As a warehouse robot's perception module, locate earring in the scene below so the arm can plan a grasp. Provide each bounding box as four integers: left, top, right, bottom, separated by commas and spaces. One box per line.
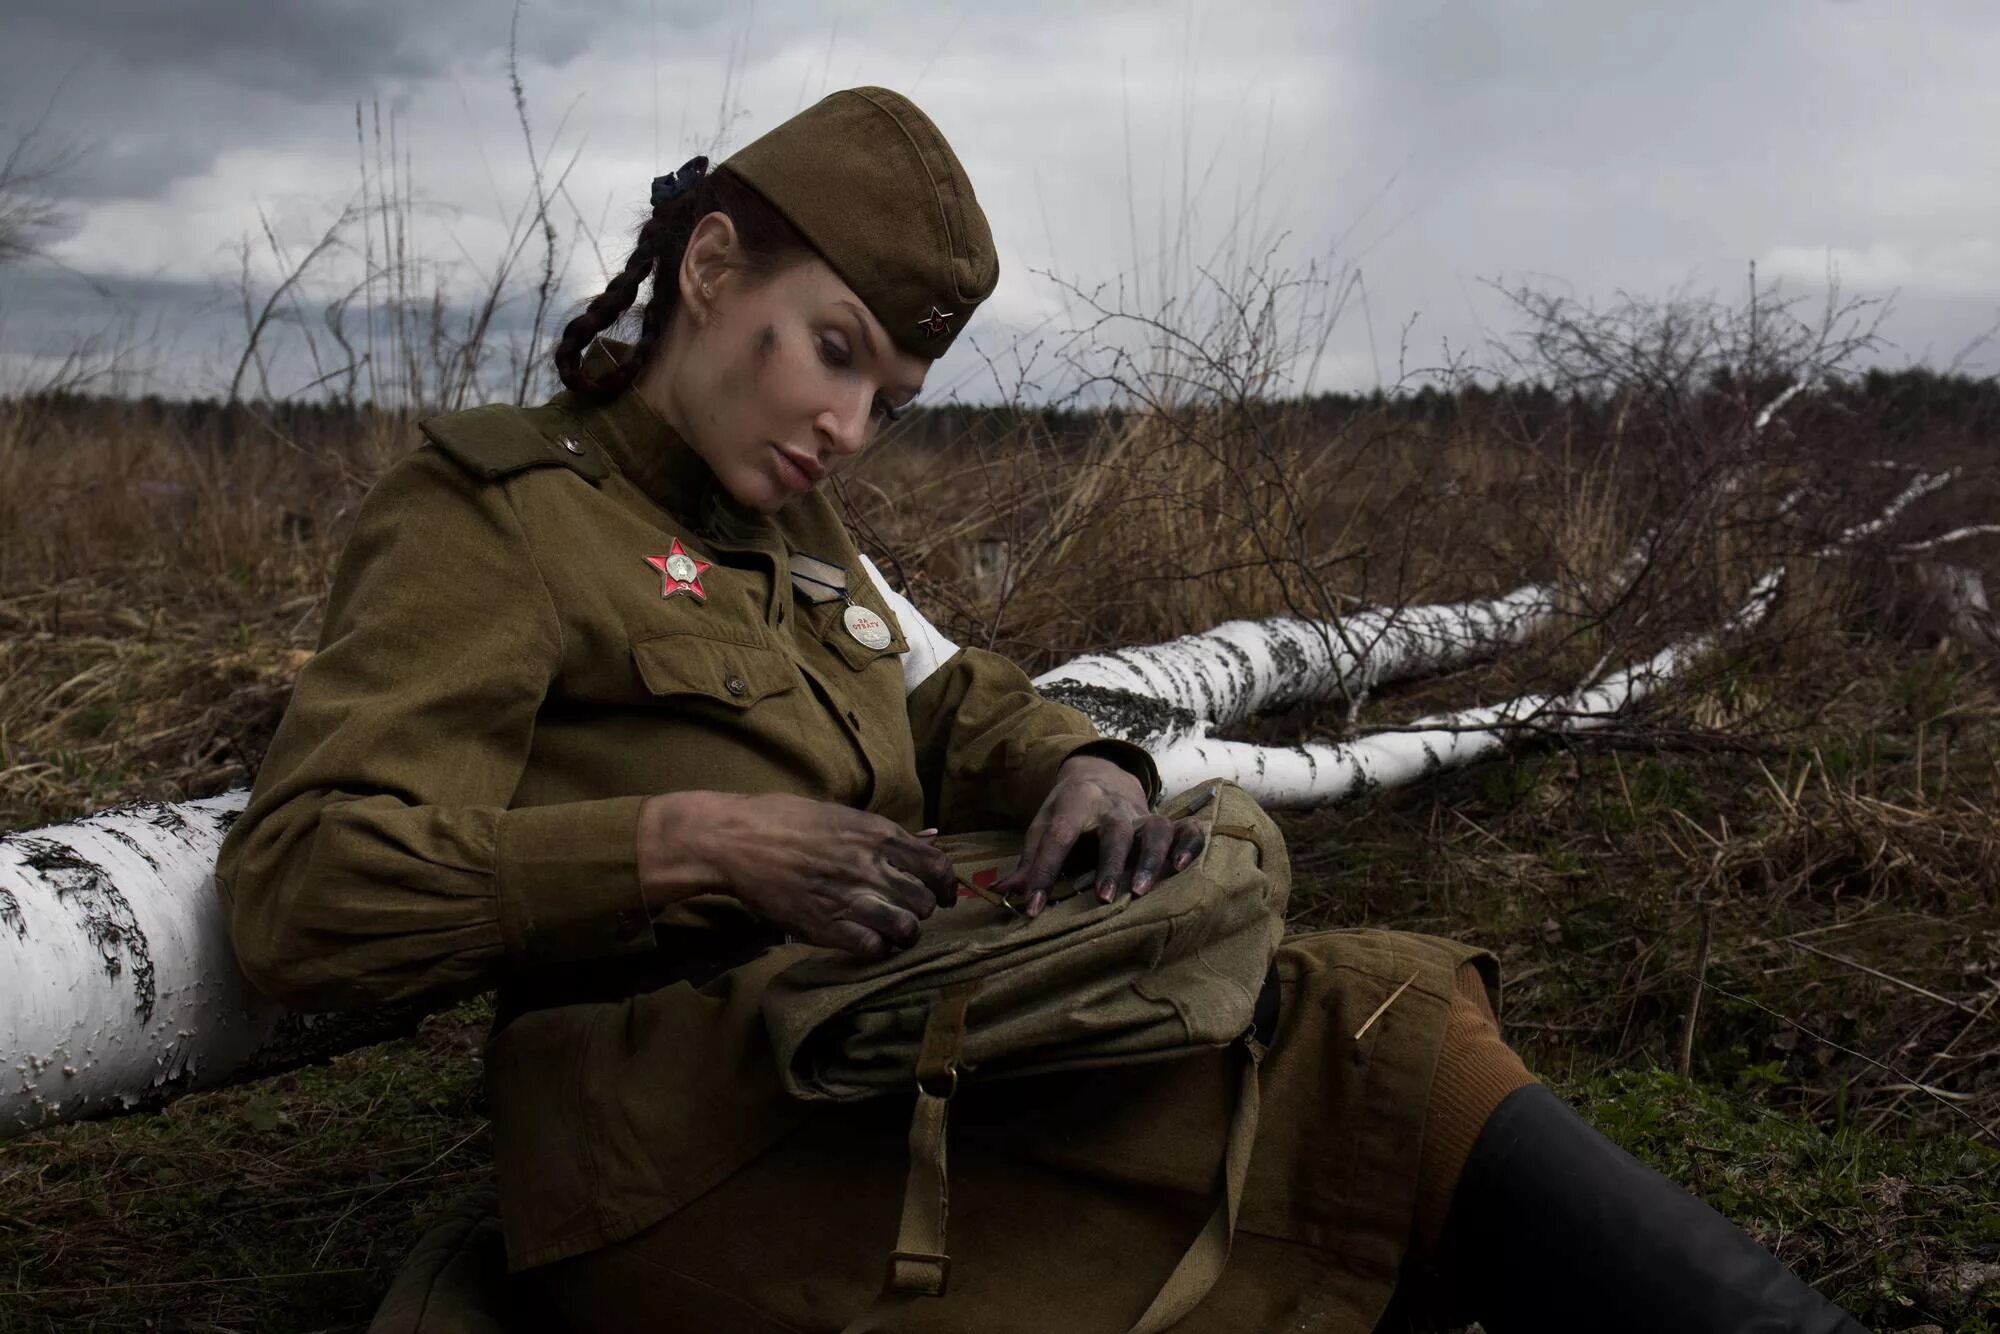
701, 281, 713, 299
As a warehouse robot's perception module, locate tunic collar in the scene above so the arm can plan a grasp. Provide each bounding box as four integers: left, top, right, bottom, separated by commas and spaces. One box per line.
558, 341, 777, 549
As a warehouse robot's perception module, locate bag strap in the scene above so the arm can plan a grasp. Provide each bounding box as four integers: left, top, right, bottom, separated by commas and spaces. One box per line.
842, 975, 1274, 1334
1126, 1035, 1264, 1333
839, 984, 976, 1333
887, 982, 975, 1297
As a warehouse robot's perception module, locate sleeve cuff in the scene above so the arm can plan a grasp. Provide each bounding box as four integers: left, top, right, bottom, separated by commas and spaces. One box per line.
1011, 735, 1163, 821
494, 795, 655, 964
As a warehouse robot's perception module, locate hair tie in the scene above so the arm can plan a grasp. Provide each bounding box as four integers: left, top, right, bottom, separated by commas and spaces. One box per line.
651, 155, 710, 208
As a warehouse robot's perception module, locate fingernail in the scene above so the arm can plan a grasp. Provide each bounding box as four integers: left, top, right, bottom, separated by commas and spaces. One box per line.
1097, 883, 1114, 904
1175, 851, 1191, 870
1132, 873, 1152, 895
916, 828, 939, 837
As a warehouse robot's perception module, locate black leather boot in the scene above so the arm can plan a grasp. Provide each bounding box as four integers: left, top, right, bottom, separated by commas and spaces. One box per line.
1447, 1084, 1871, 1334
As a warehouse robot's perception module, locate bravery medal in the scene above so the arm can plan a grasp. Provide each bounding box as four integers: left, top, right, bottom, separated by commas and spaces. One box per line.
644, 538, 711, 602
842, 603, 893, 650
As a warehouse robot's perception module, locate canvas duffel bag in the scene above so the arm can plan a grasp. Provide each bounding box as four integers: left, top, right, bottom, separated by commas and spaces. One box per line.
760, 779, 1290, 1333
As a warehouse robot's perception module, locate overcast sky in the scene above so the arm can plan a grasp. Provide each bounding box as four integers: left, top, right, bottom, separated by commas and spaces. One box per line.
3, 0, 1997, 403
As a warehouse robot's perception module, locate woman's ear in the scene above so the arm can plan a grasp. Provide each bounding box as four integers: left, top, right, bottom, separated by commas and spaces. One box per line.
678, 211, 739, 322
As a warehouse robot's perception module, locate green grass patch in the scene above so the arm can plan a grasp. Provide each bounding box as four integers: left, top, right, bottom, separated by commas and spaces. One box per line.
1562, 1069, 2000, 1329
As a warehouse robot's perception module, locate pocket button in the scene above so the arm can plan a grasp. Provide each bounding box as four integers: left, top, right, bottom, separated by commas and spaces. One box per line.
725, 675, 748, 697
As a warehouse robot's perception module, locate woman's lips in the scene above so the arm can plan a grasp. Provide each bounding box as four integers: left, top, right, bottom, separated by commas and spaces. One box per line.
771, 445, 818, 492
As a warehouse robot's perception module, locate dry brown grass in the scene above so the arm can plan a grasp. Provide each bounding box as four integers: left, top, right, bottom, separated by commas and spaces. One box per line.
2, 374, 1998, 1329
0, 400, 398, 828
844, 400, 1577, 686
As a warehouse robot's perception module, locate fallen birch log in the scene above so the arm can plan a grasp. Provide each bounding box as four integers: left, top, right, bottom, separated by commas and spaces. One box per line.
1143, 570, 1782, 804
1031, 583, 1558, 749
0, 794, 428, 1133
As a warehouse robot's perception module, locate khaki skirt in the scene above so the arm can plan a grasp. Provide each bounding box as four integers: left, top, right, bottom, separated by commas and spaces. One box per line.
528, 928, 1496, 1334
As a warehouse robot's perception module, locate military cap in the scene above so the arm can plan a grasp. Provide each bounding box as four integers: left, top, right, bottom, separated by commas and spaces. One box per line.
723, 87, 998, 359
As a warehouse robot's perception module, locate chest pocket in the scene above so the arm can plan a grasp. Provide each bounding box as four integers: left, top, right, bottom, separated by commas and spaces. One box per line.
631, 629, 799, 708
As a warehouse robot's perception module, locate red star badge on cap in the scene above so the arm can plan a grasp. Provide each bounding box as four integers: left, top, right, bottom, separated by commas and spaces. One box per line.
917, 305, 954, 337
644, 538, 711, 601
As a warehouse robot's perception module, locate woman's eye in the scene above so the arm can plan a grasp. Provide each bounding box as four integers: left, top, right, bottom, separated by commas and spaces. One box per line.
819, 329, 907, 425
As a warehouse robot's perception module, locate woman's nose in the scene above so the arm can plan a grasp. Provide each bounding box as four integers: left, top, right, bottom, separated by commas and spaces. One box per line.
815, 391, 872, 458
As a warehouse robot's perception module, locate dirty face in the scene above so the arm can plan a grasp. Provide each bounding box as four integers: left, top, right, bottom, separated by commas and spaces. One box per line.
646, 215, 930, 515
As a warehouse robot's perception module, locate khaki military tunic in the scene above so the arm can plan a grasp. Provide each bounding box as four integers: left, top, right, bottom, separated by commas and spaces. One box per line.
216, 378, 1160, 1263
220, 371, 1491, 1332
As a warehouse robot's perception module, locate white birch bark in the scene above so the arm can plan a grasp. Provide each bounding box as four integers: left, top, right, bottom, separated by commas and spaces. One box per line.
1146, 571, 1782, 804
1, 792, 422, 1136
1897, 525, 2000, 555
2, 794, 256, 1132
1032, 584, 1558, 749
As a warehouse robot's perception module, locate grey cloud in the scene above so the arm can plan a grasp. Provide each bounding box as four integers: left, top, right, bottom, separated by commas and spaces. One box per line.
4, 0, 1998, 393
0, 254, 566, 399
63, 135, 224, 204
0, 0, 760, 206
11, 1, 582, 100
2, 0, 842, 103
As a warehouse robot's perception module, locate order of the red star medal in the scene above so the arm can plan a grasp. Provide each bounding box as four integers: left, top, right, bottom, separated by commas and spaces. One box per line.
644, 538, 711, 601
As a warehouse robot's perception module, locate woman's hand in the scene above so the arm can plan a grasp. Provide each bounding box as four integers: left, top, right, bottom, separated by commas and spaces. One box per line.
990, 754, 1206, 917
638, 791, 957, 958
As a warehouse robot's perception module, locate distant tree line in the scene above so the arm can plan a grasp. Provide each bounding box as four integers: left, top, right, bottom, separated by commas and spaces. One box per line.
3, 365, 1997, 457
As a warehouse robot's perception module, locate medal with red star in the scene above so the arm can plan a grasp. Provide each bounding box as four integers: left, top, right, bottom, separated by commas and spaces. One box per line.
644, 538, 711, 602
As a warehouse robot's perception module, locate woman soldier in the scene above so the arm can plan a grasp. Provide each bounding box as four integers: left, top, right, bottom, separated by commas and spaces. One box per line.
217, 88, 1867, 1333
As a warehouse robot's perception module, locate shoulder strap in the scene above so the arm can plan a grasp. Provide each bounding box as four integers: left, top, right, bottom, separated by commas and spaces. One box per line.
417, 403, 611, 483
1126, 1037, 1262, 1332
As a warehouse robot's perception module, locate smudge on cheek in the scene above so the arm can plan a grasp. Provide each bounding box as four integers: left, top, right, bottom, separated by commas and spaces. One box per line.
751, 324, 777, 385
709, 326, 772, 424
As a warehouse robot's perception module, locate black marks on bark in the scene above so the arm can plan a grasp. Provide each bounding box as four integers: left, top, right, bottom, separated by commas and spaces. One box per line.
10, 836, 156, 1024
234, 1002, 432, 1082
1038, 681, 1197, 748
143, 804, 193, 841
1215, 637, 1256, 712
1346, 753, 1377, 800
92, 796, 237, 854
0, 885, 22, 939
95, 824, 158, 872
1266, 626, 1311, 684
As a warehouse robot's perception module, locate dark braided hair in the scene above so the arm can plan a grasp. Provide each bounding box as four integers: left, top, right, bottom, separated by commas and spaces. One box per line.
553, 160, 814, 397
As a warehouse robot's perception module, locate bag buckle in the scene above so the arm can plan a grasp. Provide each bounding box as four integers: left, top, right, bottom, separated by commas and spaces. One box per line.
915, 1063, 959, 1099
884, 1249, 952, 1297
914, 985, 974, 1099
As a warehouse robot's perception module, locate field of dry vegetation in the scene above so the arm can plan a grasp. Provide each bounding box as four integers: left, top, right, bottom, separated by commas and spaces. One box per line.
2, 284, 1999, 1331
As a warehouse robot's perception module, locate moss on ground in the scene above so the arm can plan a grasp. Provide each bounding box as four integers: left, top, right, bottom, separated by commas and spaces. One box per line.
1561, 1070, 1999, 1328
